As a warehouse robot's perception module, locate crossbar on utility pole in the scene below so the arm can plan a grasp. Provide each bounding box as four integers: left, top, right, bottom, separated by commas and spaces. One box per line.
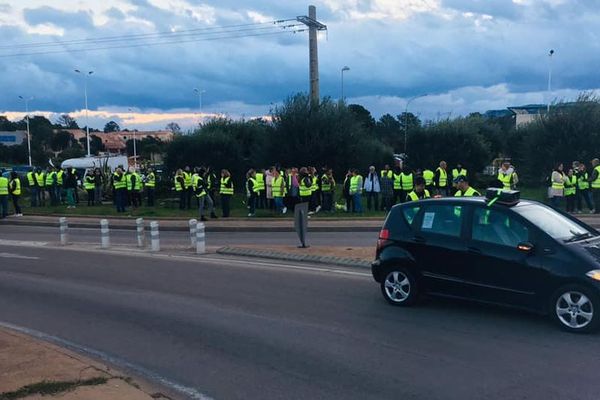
297, 5, 327, 106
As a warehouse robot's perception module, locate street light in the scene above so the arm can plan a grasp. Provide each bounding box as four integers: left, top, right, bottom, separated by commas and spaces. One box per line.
18, 95, 33, 167
128, 108, 137, 169
74, 69, 94, 157
341, 66, 350, 101
193, 88, 206, 124
547, 49, 554, 113
404, 93, 428, 154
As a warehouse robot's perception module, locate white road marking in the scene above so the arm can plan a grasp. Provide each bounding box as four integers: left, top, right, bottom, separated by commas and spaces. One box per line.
0, 239, 49, 247
0, 321, 215, 400
0, 252, 40, 260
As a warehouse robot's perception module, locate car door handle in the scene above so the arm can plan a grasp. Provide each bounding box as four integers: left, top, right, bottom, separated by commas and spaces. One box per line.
412, 236, 426, 243
467, 246, 482, 255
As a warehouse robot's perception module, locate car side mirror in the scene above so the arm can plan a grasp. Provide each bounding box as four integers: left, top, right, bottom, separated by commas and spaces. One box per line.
517, 242, 534, 253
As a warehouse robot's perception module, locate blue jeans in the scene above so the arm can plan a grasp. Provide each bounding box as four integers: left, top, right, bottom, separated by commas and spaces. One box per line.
30, 187, 38, 207
352, 193, 363, 213
0, 195, 8, 218
550, 196, 562, 209
274, 197, 284, 213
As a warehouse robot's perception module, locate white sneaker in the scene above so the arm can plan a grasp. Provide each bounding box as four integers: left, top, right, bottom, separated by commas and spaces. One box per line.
248, 213, 252, 217
316, 205, 321, 213
282, 207, 287, 214
308, 211, 315, 216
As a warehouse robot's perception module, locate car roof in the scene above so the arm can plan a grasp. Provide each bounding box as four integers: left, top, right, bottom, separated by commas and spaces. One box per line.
396, 196, 539, 209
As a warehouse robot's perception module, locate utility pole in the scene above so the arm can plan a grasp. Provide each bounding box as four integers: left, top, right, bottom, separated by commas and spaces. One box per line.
297, 6, 327, 106
547, 49, 554, 113
18, 96, 33, 167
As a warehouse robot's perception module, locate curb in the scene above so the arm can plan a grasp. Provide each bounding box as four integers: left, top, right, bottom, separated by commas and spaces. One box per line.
216, 246, 371, 269
0, 219, 381, 233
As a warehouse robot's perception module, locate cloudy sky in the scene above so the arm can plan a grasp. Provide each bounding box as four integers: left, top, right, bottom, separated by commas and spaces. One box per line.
0, 0, 598, 130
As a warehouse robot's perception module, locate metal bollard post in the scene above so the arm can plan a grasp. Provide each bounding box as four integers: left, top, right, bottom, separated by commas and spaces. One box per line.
196, 222, 205, 255
100, 219, 110, 249
136, 218, 145, 248
59, 217, 68, 245
150, 221, 160, 252
189, 219, 197, 247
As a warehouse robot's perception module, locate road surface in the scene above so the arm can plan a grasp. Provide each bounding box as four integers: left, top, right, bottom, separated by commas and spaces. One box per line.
0, 241, 598, 399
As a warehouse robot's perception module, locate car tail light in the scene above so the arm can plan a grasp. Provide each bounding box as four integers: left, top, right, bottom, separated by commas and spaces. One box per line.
377, 228, 391, 252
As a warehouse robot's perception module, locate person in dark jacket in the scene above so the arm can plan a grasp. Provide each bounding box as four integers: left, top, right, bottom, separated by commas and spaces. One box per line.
343, 169, 352, 213
64, 168, 78, 209
246, 169, 257, 217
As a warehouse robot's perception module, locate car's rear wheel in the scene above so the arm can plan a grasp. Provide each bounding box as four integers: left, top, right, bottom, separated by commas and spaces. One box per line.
381, 268, 418, 306
551, 285, 600, 333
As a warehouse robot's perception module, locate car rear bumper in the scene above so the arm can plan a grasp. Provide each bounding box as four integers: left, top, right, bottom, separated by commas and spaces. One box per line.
371, 259, 382, 282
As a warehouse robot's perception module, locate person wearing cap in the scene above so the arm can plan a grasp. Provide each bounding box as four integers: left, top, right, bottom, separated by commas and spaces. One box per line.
497, 161, 518, 190
454, 175, 480, 197
406, 176, 430, 201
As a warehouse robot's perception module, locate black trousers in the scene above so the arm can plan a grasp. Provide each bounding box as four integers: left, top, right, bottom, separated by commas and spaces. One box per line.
87, 189, 94, 206
221, 194, 231, 217
566, 194, 576, 212
366, 191, 379, 210
147, 188, 155, 206
179, 191, 186, 209
12, 194, 21, 214
393, 189, 402, 204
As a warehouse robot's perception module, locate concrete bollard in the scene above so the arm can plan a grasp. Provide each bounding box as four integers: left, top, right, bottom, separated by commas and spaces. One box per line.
59, 217, 68, 245
196, 222, 205, 255
150, 221, 160, 252
189, 219, 197, 247
136, 218, 145, 248
100, 219, 110, 249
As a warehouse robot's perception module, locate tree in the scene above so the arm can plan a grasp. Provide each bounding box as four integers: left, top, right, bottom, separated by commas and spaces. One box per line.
56, 114, 79, 129
103, 120, 120, 133
78, 135, 104, 155
375, 114, 402, 149
165, 122, 181, 134
51, 130, 75, 151
348, 104, 375, 131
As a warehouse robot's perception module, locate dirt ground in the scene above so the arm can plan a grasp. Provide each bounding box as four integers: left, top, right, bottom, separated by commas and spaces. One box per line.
0, 328, 174, 399
234, 244, 375, 261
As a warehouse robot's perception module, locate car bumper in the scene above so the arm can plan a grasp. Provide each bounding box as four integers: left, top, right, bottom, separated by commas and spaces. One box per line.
371, 259, 382, 282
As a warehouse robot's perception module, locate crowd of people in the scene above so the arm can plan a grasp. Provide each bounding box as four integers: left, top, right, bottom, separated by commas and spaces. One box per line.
3, 156, 600, 220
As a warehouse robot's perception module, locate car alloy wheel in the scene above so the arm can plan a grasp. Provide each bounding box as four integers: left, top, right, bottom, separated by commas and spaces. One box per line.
555, 291, 594, 330
383, 270, 411, 304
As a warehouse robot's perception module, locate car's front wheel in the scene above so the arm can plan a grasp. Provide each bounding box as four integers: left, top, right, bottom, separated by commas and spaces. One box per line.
551, 285, 600, 333
381, 268, 418, 306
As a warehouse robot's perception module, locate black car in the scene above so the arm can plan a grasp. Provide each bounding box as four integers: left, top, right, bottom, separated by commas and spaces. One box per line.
371, 190, 600, 333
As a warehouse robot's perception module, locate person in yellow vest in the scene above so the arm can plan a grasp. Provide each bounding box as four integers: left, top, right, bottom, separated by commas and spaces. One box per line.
35, 167, 46, 206
434, 161, 449, 197
400, 167, 414, 203
26, 169, 38, 207
174, 168, 186, 210
194, 167, 217, 221
145, 167, 156, 206
0, 173, 8, 219
132, 169, 143, 208
320, 168, 335, 213
392, 166, 403, 204
298, 167, 313, 205
93, 168, 103, 206
451, 163, 467, 193
272, 168, 286, 214
113, 167, 127, 212
219, 169, 234, 217
56, 168, 64, 204
84, 169, 95, 206
454, 175, 480, 197
422, 168, 435, 194
183, 166, 193, 210
564, 168, 577, 213
576, 162, 594, 213
9, 171, 22, 216
309, 166, 321, 213
590, 158, 600, 214
406, 176, 430, 201
549, 162, 565, 209
497, 160, 518, 191
45, 166, 58, 206
254, 169, 266, 209
246, 169, 259, 217
349, 169, 363, 213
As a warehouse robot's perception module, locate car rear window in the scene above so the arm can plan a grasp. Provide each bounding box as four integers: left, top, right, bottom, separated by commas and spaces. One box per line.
419, 204, 463, 237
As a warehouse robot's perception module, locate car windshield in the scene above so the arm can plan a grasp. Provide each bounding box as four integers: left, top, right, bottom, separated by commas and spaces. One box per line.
513, 204, 596, 242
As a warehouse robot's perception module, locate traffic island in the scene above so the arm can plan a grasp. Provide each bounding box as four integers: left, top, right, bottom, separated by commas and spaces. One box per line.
216, 245, 373, 268
0, 328, 173, 400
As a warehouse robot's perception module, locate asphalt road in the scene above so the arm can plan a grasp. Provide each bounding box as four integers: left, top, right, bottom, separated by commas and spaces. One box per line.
0, 243, 599, 400
0, 225, 376, 247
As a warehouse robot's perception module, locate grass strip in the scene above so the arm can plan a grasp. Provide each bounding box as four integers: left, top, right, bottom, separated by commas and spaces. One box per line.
0, 377, 108, 400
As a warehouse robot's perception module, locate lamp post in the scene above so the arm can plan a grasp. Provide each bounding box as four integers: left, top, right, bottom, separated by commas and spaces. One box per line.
128, 108, 137, 169
193, 88, 205, 125
547, 49, 554, 113
404, 93, 428, 154
341, 66, 350, 101
74, 69, 94, 157
18, 95, 33, 167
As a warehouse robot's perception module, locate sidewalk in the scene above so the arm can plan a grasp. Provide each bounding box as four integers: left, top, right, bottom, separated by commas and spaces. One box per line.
0, 215, 384, 232
0, 327, 173, 400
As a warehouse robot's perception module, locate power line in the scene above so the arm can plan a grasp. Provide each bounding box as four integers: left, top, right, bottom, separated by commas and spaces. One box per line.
0, 19, 297, 50
0, 28, 308, 58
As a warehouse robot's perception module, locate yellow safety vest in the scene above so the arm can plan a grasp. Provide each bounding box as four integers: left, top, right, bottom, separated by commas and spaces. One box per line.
407, 189, 430, 201
146, 172, 155, 188
35, 172, 45, 187
174, 176, 184, 191
183, 171, 192, 189
113, 172, 127, 189
452, 168, 467, 180
220, 177, 234, 195
0, 177, 8, 195
254, 173, 265, 191
380, 170, 393, 179
45, 171, 56, 186
10, 178, 21, 196
272, 176, 284, 197
57, 170, 64, 185
401, 173, 414, 191
299, 177, 312, 197
497, 172, 513, 190
592, 166, 600, 189
564, 175, 577, 196
393, 173, 402, 190
422, 170, 434, 186
551, 172, 565, 190
578, 172, 590, 190
436, 168, 448, 188
27, 171, 35, 186
84, 175, 95, 190
454, 187, 480, 197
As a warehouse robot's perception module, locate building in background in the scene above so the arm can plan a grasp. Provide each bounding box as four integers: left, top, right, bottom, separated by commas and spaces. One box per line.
0, 131, 26, 146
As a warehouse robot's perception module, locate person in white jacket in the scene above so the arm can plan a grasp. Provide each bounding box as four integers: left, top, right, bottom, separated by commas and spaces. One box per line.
364, 165, 381, 211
